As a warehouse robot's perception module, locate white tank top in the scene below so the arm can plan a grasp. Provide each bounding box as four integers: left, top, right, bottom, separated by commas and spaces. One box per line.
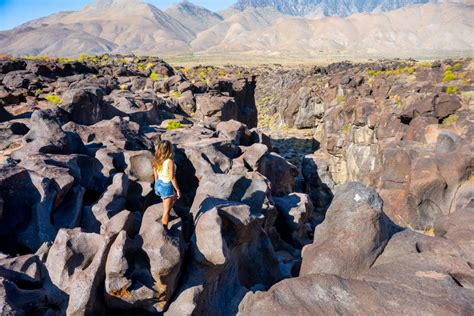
157, 159, 176, 183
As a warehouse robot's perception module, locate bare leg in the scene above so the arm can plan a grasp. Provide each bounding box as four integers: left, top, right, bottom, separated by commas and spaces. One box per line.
162, 197, 172, 228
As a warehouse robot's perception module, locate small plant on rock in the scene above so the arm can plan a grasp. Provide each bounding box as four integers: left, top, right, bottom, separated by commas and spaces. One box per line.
119, 84, 127, 91
442, 70, 457, 82
342, 122, 350, 135
446, 86, 459, 94
145, 62, 154, 70
441, 114, 459, 126
166, 120, 183, 131
78, 54, 89, 62
149, 72, 159, 81
170, 90, 181, 99
368, 70, 382, 76
45, 95, 61, 105
394, 96, 402, 106
58, 57, 73, 63
447, 63, 462, 72
337, 95, 346, 105
35, 88, 42, 95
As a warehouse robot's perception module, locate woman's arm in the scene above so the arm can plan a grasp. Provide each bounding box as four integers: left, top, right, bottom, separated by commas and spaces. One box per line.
169, 160, 181, 199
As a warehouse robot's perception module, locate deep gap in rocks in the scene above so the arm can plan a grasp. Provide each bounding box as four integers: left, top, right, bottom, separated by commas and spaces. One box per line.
415, 242, 422, 253
449, 273, 464, 288
83, 189, 102, 206
1, 56, 473, 315
10, 122, 29, 135
400, 116, 413, 125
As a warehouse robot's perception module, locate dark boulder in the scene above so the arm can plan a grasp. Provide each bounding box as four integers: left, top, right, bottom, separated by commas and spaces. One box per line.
11, 109, 85, 160
300, 182, 392, 278
195, 92, 238, 127
60, 87, 105, 125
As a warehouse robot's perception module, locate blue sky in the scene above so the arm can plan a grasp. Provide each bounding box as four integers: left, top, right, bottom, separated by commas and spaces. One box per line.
0, 0, 234, 30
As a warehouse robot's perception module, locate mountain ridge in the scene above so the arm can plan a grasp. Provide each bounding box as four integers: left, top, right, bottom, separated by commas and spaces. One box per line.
0, 0, 472, 57
231, 0, 438, 16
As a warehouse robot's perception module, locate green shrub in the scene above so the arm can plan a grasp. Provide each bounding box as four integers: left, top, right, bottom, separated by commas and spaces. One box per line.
77, 54, 89, 62
368, 70, 382, 76
442, 70, 456, 82
447, 63, 462, 72
45, 95, 61, 105
337, 95, 346, 105
35, 88, 42, 95
394, 96, 402, 106
171, 90, 181, 98
119, 84, 127, 91
218, 70, 225, 77
342, 122, 350, 135
166, 120, 183, 131
58, 57, 73, 63
145, 62, 154, 70
407, 67, 415, 74
149, 72, 159, 81
441, 114, 459, 126
446, 86, 458, 94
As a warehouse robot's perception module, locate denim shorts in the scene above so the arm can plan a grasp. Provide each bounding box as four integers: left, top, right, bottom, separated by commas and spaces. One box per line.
154, 179, 175, 199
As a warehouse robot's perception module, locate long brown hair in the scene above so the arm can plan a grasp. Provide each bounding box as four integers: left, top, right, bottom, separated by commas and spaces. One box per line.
152, 140, 174, 173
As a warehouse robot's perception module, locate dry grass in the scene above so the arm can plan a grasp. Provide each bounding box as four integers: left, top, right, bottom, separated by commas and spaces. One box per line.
111, 287, 132, 299
423, 226, 436, 237
161, 52, 374, 67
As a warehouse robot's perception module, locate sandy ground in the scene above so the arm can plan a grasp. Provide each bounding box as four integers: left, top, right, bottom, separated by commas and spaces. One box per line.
161, 52, 444, 67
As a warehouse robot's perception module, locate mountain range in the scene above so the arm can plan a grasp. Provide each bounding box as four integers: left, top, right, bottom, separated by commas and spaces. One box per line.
0, 0, 472, 57
231, 0, 436, 17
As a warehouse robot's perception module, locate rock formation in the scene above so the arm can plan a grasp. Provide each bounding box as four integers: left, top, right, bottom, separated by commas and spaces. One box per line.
0, 55, 473, 314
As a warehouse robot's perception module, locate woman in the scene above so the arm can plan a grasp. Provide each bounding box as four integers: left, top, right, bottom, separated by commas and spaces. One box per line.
152, 140, 181, 229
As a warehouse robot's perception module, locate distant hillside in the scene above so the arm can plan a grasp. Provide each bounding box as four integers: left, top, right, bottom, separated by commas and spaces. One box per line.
0, 0, 472, 57
203, 3, 474, 57
165, 1, 224, 35
231, 0, 437, 17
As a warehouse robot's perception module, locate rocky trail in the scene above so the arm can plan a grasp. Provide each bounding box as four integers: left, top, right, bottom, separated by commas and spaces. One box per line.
0, 54, 473, 315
